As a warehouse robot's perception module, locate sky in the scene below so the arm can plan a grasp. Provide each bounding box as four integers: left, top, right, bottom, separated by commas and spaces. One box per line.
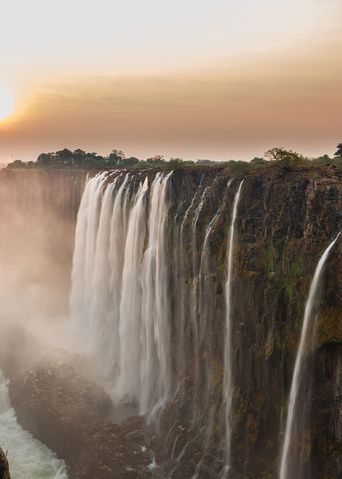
0, 0, 341, 163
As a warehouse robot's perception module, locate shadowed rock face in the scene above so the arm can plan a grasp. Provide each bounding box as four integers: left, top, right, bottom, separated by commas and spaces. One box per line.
9, 361, 156, 479
0, 165, 341, 478
0, 449, 10, 479
155, 165, 342, 478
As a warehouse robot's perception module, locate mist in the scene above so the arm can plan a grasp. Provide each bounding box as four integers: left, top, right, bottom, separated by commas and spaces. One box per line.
0, 169, 85, 374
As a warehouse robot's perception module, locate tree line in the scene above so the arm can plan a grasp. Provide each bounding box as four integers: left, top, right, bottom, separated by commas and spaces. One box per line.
6, 143, 342, 171
7, 149, 210, 170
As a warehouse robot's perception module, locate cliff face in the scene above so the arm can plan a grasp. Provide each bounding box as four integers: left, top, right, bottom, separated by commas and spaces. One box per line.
0, 165, 341, 479
158, 166, 342, 478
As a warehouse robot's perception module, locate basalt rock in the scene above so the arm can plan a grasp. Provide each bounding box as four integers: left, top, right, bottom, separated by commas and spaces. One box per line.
0, 449, 10, 479
9, 361, 156, 478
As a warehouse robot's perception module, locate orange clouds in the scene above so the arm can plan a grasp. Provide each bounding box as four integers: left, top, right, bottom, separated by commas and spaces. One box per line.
1, 38, 342, 163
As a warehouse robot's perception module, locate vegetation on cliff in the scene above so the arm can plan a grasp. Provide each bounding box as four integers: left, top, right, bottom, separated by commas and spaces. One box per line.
6, 143, 342, 172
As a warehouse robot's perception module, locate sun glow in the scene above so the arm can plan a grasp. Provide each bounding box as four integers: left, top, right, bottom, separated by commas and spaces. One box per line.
0, 87, 15, 121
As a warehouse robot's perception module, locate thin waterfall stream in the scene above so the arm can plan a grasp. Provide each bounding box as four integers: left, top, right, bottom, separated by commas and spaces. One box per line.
222, 180, 244, 476
279, 233, 341, 479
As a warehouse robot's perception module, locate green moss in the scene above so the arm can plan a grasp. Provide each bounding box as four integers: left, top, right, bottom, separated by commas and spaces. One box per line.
317, 308, 342, 346
290, 259, 304, 277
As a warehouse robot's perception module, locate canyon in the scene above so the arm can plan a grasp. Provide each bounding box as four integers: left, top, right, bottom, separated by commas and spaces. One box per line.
0, 164, 340, 479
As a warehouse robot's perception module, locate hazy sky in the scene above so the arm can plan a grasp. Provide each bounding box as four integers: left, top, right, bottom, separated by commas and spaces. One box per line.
0, 0, 341, 162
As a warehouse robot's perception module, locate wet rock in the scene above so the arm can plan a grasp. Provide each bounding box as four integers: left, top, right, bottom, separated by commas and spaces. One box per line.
0, 449, 10, 479
9, 362, 154, 478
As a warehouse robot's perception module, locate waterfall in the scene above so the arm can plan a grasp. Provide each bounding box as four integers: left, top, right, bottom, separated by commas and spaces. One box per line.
116, 178, 149, 402
222, 180, 244, 475
279, 232, 340, 479
140, 172, 173, 415
70, 171, 173, 415
70, 171, 109, 356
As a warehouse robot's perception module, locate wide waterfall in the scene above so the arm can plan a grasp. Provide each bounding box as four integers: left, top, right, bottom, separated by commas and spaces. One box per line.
68, 167, 341, 478
70, 170, 243, 473
279, 233, 341, 479
71, 171, 173, 415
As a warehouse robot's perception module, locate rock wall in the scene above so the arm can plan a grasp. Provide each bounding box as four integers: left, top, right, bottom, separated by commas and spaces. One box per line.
0, 449, 10, 479
159, 165, 342, 478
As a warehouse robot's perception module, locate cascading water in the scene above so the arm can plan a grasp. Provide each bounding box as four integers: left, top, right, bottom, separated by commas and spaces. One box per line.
140, 172, 173, 415
69, 167, 340, 478
279, 232, 340, 479
71, 170, 244, 477
222, 180, 244, 476
70, 171, 173, 416
116, 178, 149, 402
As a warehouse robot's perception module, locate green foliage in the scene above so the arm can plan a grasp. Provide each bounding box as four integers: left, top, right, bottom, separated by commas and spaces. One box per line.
196, 159, 216, 165
119, 156, 140, 167
334, 142, 342, 157
265, 147, 308, 170
7, 159, 26, 169
8, 145, 340, 172
311, 154, 332, 165
167, 158, 184, 169
222, 160, 253, 174
146, 155, 166, 167
250, 157, 266, 165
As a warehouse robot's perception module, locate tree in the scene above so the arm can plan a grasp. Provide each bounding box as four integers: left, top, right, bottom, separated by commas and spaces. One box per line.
312, 154, 331, 165
107, 149, 125, 166
7, 160, 25, 169
196, 159, 214, 165
168, 157, 184, 168
119, 156, 140, 167
265, 147, 307, 170
250, 157, 266, 165
72, 149, 87, 166
55, 149, 73, 166
334, 142, 342, 157
37, 152, 54, 166
146, 155, 165, 166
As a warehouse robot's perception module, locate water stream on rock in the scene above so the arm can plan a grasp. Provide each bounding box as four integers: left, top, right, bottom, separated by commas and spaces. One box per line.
279, 232, 341, 479
222, 180, 244, 476
0, 370, 67, 479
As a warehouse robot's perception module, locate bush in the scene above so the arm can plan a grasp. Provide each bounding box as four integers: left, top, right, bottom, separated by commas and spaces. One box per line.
265, 148, 308, 170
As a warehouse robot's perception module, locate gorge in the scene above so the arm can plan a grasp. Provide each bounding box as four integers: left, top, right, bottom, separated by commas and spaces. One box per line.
0, 164, 341, 479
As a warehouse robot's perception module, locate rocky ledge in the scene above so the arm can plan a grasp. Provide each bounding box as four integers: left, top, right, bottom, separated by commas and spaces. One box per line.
0, 449, 10, 479
8, 360, 158, 478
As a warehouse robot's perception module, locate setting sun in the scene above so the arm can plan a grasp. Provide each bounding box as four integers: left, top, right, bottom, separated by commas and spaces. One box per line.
0, 87, 14, 121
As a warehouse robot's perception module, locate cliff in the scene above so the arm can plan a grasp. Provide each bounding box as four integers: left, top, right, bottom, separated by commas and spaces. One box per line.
0, 164, 341, 479
159, 165, 342, 478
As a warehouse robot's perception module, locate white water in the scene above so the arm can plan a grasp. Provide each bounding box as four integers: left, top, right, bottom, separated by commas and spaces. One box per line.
223, 180, 244, 475
71, 172, 173, 415
279, 232, 340, 479
0, 370, 67, 479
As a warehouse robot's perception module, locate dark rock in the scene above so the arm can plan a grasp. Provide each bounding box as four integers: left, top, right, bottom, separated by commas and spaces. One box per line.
0, 449, 10, 479
9, 362, 154, 478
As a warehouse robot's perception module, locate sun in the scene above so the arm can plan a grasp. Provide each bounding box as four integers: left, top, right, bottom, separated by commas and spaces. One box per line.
0, 87, 15, 121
